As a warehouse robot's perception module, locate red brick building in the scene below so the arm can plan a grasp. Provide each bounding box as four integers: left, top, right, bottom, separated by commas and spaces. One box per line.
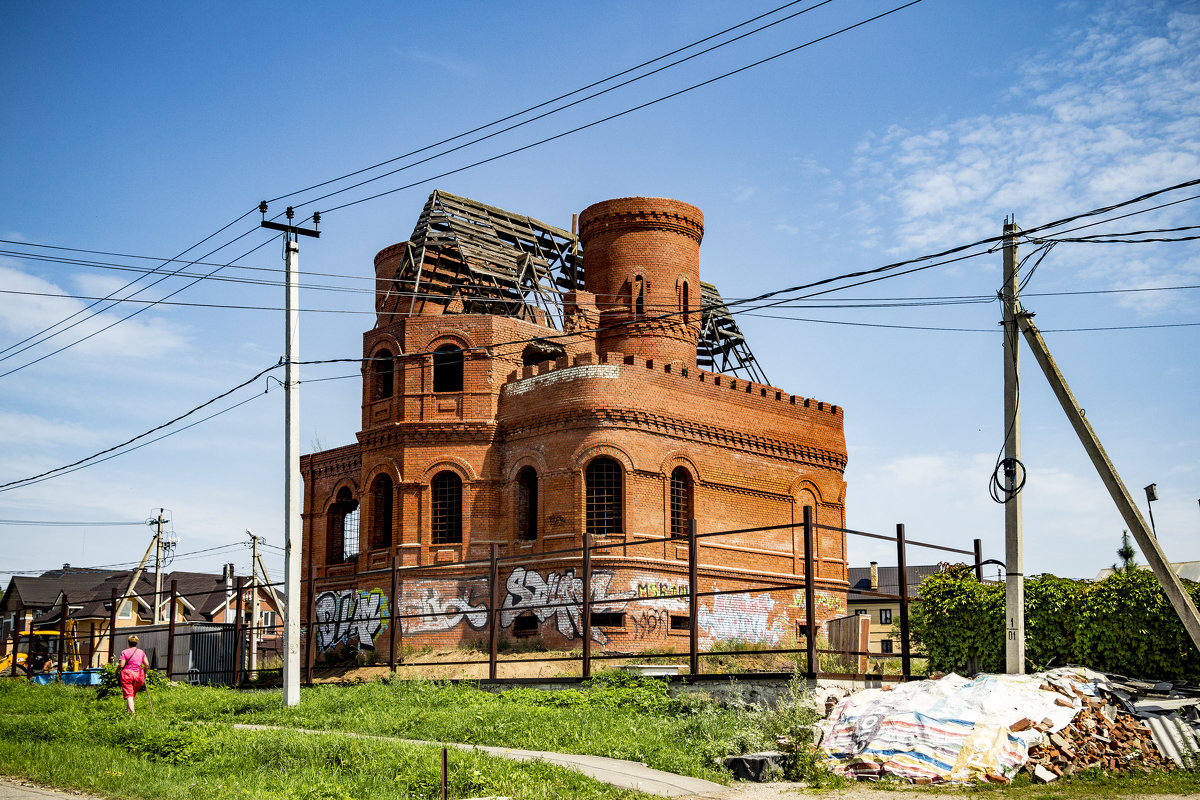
301, 192, 849, 659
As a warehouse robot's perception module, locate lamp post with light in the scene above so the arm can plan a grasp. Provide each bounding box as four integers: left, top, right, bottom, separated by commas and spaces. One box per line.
1145, 484, 1159, 538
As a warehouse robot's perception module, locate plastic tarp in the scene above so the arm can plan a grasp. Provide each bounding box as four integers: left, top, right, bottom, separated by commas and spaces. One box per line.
819, 668, 1104, 783
29, 669, 104, 686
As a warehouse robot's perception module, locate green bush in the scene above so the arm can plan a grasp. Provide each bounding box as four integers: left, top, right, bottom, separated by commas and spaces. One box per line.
96, 662, 166, 699
910, 567, 1200, 681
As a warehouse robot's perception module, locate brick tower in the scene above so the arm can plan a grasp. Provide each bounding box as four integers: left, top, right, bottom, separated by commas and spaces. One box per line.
579, 197, 703, 368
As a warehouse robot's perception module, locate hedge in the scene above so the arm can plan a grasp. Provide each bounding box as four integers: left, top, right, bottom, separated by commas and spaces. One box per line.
908, 566, 1200, 681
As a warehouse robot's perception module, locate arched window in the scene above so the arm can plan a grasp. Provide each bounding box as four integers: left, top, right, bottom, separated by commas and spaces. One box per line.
632, 275, 645, 318
432, 344, 463, 392
585, 457, 623, 537
373, 349, 394, 400
431, 471, 463, 544
370, 474, 393, 550
670, 467, 694, 539
516, 466, 538, 541
680, 281, 690, 324
328, 487, 359, 563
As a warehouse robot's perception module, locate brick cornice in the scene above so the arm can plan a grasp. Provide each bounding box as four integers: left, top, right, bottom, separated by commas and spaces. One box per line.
359, 421, 499, 449
303, 447, 361, 479
502, 408, 847, 470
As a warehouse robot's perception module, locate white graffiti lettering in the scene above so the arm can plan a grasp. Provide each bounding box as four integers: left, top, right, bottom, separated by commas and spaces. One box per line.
697, 590, 785, 646
500, 567, 624, 644
402, 578, 489, 634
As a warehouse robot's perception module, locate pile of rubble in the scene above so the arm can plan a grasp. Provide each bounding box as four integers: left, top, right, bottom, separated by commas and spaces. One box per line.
818, 667, 1200, 785
1020, 689, 1176, 781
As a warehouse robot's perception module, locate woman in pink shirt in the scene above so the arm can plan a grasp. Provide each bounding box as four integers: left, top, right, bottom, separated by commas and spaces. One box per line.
116, 634, 148, 715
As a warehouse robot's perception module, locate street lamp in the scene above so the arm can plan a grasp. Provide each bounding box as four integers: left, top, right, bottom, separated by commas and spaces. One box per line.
1144, 483, 1158, 537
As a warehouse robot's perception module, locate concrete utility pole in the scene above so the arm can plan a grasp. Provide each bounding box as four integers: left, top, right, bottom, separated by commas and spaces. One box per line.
1001, 220, 1025, 674
261, 204, 319, 707
248, 529, 261, 679
152, 510, 168, 624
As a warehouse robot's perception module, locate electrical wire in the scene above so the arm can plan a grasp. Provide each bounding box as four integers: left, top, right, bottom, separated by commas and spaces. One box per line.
0, 519, 146, 526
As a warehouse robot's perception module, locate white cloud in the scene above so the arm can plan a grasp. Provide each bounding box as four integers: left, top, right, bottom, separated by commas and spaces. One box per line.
851, 6, 1200, 271
0, 262, 190, 364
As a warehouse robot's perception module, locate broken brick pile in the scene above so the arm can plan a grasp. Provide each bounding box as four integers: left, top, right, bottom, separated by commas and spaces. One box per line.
1016, 681, 1175, 780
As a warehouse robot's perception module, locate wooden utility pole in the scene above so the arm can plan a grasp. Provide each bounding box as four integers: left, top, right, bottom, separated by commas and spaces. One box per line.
1016, 315, 1200, 652
1001, 220, 1025, 674
260, 203, 320, 707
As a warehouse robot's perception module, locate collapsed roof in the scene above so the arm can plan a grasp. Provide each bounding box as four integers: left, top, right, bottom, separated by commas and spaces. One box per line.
376, 190, 768, 383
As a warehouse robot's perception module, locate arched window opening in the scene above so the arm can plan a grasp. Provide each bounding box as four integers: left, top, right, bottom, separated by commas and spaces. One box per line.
431, 471, 463, 544
370, 474, 393, 550
328, 487, 359, 563
680, 281, 690, 324
633, 275, 645, 318
373, 349, 394, 400
670, 467, 693, 539
516, 467, 538, 541
585, 457, 623, 537
432, 344, 463, 392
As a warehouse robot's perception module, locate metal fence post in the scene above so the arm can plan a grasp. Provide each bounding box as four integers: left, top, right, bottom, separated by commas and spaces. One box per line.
9, 618, 18, 678
974, 538, 984, 581
582, 531, 592, 679
233, 576, 245, 686
803, 505, 817, 678
167, 580, 178, 681
896, 524, 911, 680
488, 544, 499, 681
57, 593, 67, 680
305, 565, 315, 685
108, 589, 118, 664
688, 518, 699, 676
389, 554, 399, 673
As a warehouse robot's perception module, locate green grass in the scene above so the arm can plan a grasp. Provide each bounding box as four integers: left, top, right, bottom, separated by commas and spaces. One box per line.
0, 671, 795, 799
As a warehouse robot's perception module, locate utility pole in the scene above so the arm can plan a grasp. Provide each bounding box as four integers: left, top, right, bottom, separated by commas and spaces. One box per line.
152, 510, 168, 624
248, 529, 261, 680
261, 203, 319, 707
1001, 220, 1025, 674
1016, 313, 1200, 652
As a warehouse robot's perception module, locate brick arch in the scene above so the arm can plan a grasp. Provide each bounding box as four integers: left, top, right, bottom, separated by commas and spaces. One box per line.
505, 450, 549, 481
572, 442, 636, 473
788, 477, 824, 505
413, 328, 473, 355
366, 333, 402, 357
421, 457, 477, 483
659, 451, 701, 482
321, 478, 359, 514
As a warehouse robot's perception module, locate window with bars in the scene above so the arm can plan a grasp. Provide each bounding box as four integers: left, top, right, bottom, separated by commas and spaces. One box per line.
669, 466, 693, 538
633, 275, 645, 317
516, 466, 537, 541
373, 348, 394, 400
585, 457, 623, 537
431, 471, 463, 544
328, 487, 359, 563
370, 474, 393, 550
432, 344, 463, 392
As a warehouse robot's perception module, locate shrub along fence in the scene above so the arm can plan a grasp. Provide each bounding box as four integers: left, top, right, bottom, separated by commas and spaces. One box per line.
910, 566, 1200, 682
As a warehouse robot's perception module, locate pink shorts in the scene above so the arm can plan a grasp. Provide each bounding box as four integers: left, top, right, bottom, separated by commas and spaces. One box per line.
119, 669, 144, 699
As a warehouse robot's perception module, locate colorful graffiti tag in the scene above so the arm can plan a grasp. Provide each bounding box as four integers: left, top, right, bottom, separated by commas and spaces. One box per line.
314, 588, 389, 650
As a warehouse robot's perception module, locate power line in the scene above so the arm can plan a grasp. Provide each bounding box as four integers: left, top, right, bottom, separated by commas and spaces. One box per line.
0, 519, 147, 526
322, 1, 928, 215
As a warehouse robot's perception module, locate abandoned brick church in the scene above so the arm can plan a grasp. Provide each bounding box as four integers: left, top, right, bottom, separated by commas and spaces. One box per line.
300, 192, 849, 659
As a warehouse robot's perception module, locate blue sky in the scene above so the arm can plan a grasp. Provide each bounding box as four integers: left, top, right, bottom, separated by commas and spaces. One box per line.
1, 0, 1197, 587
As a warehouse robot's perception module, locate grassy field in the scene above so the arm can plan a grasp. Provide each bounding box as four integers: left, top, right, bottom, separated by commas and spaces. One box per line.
0, 671, 807, 799
3, 671, 1199, 800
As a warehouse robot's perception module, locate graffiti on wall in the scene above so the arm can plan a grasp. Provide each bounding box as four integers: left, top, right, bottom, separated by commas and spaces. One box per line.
315, 588, 389, 651
697, 590, 786, 646
789, 592, 844, 635
402, 577, 489, 634
500, 567, 626, 644
636, 581, 688, 599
